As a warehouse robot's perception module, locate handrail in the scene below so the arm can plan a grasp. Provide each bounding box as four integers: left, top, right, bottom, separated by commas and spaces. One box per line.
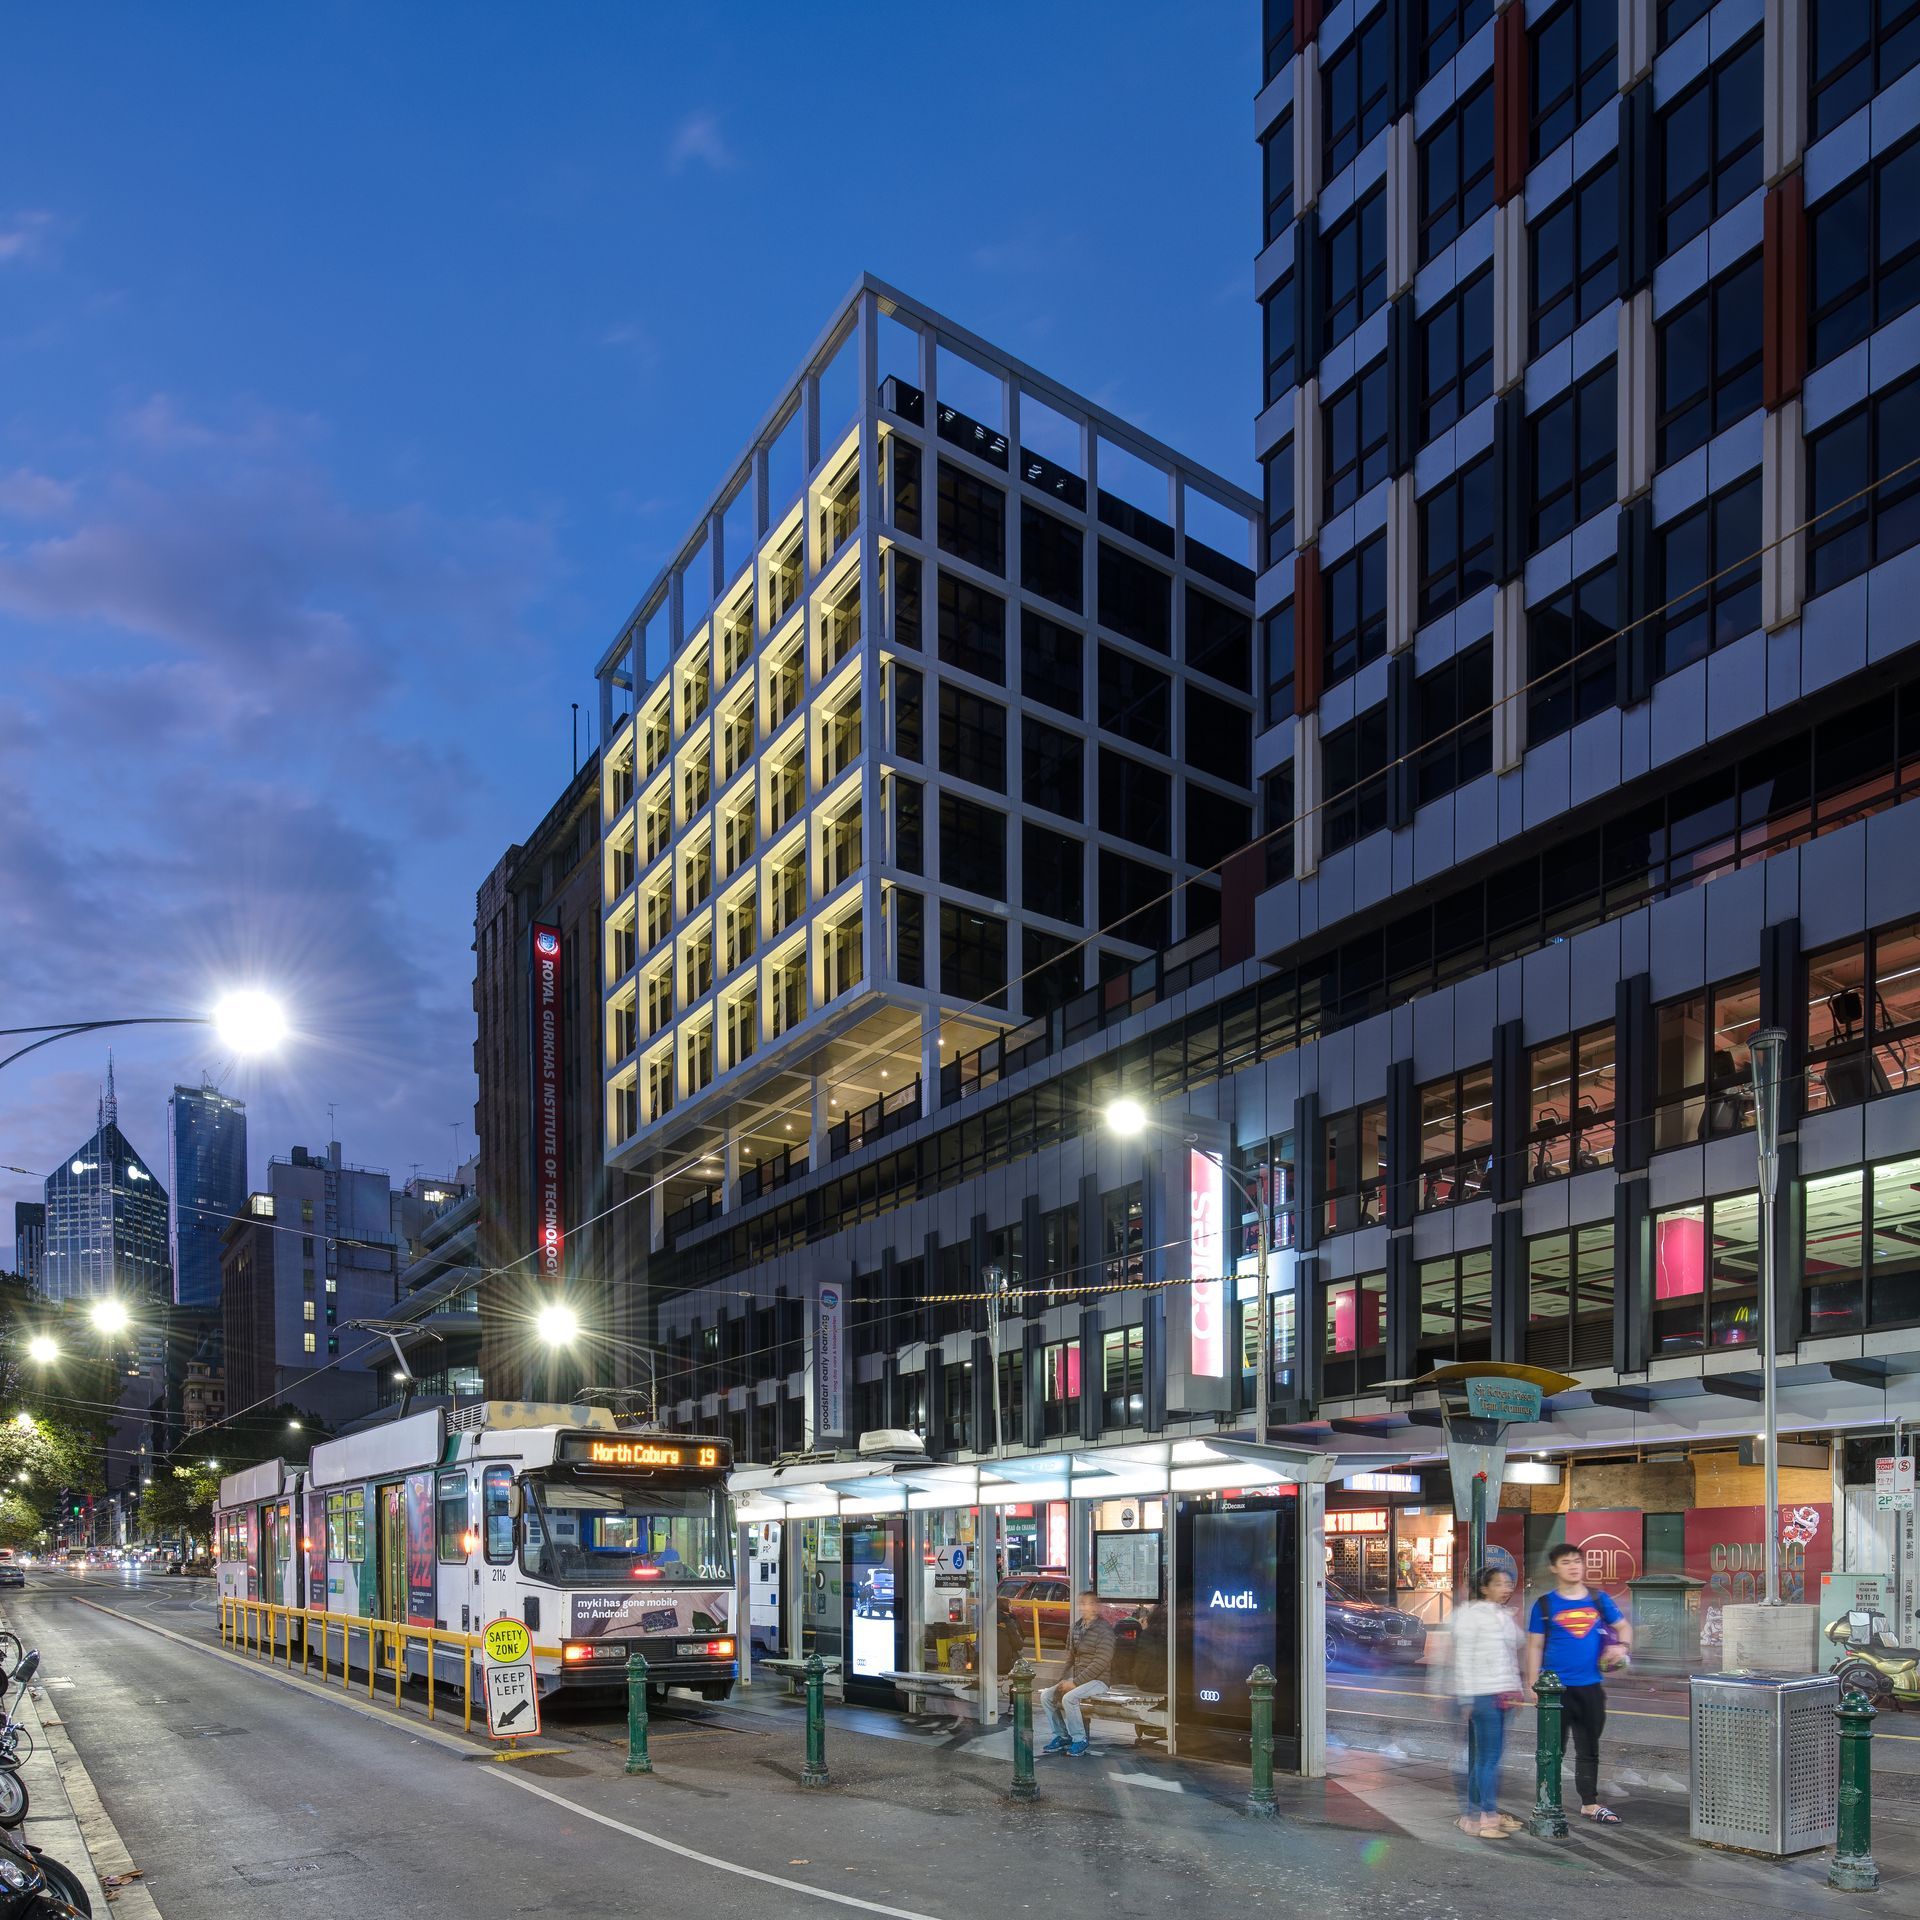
216, 1595, 563, 1734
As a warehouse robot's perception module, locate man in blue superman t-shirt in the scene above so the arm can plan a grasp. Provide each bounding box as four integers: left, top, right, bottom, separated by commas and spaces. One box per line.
1524, 1542, 1633, 1824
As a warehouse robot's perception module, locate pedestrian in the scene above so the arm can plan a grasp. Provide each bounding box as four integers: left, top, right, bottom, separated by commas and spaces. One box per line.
1523, 1541, 1633, 1824
1039, 1589, 1116, 1757
995, 1598, 1025, 1672
1449, 1565, 1525, 1838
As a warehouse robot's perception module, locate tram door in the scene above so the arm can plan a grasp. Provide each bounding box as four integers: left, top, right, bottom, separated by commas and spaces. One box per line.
376, 1484, 408, 1661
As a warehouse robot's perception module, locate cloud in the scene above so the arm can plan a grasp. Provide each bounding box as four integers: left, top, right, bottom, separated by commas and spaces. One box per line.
0, 469, 75, 519
121, 392, 323, 456
0, 212, 54, 264
667, 111, 736, 175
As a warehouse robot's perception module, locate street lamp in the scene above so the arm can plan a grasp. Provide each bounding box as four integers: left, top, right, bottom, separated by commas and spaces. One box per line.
1750, 1026, 1788, 1608
536, 1302, 580, 1348
0, 989, 289, 1075
25, 1337, 57, 1366
89, 1299, 130, 1336
1102, 1098, 1277, 1442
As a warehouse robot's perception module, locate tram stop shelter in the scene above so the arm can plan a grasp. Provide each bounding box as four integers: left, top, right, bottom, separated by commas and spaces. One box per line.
730, 1438, 1337, 1771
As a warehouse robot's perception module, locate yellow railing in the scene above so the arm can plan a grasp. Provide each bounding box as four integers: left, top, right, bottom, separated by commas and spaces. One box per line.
217, 1596, 562, 1735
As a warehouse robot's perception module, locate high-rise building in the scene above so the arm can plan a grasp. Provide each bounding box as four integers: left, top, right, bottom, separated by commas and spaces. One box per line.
475, 753, 645, 1396
220, 1142, 401, 1427
167, 1081, 248, 1310
40, 1060, 169, 1305
594, 277, 1259, 1252
11, 1204, 43, 1288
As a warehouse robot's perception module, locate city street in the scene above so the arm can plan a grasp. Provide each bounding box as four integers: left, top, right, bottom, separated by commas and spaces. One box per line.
2, 1568, 1908, 1920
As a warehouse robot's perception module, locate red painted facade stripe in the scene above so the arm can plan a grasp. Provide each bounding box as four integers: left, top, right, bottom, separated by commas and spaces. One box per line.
1218, 842, 1263, 968
1295, 0, 1323, 48
1764, 173, 1807, 411
1494, 5, 1530, 205
1294, 544, 1324, 718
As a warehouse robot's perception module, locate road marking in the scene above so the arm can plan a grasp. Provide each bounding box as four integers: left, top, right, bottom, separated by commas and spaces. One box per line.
1109, 1770, 1185, 1792
484, 1771, 946, 1919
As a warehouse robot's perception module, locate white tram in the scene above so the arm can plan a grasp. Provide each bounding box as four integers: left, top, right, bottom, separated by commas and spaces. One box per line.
215, 1401, 739, 1698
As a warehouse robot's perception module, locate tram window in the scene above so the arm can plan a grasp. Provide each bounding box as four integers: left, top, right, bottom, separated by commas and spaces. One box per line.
483, 1466, 515, 1565
437, 1472, 471, 1563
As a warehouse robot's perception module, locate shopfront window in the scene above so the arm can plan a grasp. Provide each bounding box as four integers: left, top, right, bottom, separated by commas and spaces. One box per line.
1654, 974, 1761, 1150
1102, 1185, 1144, 1292
997, 1350, 1025, 1446
1415, 1249, 1493, 1370
1652, 1191, 1759, 1353
1802, 1157, 1920, 1334
1806, 917, 1920, 1110
1417, 1063, 1494, 1209
1525, 1023, 1616, 1180
1241, 1269, 1299, 1404
1525, 1221, 1615, 1370
1323, 1100, 1388, 1234
1322, 1271, 1387, 1399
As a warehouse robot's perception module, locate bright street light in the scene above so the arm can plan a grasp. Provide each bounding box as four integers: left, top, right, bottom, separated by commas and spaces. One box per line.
211, 990, 288, 1056
25, 1337, 57, 1365
287, 1419, 302, 1432
90, 1299, 130, 1335
206, 1460, 220, 1472
537, 1301, 581, 1347
11, 1413, 33, 1431
1104, 1096, 1149, 1139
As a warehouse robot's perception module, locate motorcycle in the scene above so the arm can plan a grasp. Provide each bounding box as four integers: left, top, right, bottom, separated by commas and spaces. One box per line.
0, 1653, 43, 1829
0, 1655, 90, 1913
1824, 1609, 1920, 1708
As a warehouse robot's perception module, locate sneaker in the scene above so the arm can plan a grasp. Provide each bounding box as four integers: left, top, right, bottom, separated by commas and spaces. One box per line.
1041, 1736, 1070, 1755
1066, 1740, 1090, 1757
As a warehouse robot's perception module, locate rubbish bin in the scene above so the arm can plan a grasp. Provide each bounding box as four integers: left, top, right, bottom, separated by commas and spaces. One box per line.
1689, 1671, 1838, 1855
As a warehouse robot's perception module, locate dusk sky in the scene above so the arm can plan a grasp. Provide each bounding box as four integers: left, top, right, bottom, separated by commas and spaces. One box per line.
0, 2, 1258, 1259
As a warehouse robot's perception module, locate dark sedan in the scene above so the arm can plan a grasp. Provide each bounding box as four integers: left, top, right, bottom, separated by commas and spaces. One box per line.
1325, 1578, 1425, 1665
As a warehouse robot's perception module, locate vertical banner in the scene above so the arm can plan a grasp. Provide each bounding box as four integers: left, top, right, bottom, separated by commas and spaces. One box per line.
1189, 1148, 1226, 1380
530, 923, 565, 1281
809, 1276, 848, 1447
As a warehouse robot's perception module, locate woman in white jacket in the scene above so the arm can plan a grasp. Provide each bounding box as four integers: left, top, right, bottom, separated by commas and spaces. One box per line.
1450, 1566, 1525, 1837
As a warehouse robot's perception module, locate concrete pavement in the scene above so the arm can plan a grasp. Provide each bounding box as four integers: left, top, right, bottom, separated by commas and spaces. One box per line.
2, 1568, 1910, 1919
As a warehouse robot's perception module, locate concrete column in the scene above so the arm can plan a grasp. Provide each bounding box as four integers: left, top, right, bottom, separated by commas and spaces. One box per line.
1294, 375, 1323, 551
1619, 0, 1653, 88
1617, 289, 1656, 501
1764, 0, 1807, 185
1492, 581, 1526, 771
1385, 117, 1417, 301
721, 1133, 741, 1214
920, 1005, 941, 1117
1385, 472, 1417, 654
811, 1074, 831, 1166
1762, 399, 1807, 632
1296, 44, 1323, 213
1295, 710, 1324, 880
1492, 201, 1528, 394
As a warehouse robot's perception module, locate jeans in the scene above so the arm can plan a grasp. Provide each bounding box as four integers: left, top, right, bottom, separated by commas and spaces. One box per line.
1458, 1696, 1509, 1816
1042, 1678, 1109, 1744
1561, 1682, 1607, 1807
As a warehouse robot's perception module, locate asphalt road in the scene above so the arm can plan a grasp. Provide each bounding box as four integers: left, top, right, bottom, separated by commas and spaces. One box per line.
2, 1570, 1908, 1920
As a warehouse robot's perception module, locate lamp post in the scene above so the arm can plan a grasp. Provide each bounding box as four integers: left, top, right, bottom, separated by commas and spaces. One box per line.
0, 991, 288, 1075
1104, 1098, 1275, 1441
1750, 1026, 1787, 1607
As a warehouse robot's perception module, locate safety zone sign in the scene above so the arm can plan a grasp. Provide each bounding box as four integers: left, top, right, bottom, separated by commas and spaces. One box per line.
482, 1615, 539, 1739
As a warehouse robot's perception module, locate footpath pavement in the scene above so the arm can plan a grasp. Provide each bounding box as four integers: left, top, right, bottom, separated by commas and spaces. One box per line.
0, 1606, 157, 1917
35, 1577, 1915, 1919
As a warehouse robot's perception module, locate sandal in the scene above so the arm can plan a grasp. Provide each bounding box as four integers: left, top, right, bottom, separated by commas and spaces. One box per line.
1492, 1814, 1524, 1833
1582, 1806, 1623, 1825
1477, 1820, 1512, 1839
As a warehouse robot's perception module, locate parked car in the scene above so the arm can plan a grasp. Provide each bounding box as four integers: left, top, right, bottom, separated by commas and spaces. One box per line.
1324, 1578, 1426, 1666
998, 1573, 1146, 1657
852, 1567, 895, 1618
0, 1563, 22, 1591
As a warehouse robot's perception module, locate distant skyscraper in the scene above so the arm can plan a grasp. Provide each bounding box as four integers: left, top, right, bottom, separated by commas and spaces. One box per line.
11, 1204, 44, 1287
167, 1081, 248, 1309
40, 1058, 170, 1305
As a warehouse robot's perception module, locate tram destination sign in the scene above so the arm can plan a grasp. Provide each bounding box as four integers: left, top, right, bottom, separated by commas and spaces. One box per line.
556, 1435, 733, 1473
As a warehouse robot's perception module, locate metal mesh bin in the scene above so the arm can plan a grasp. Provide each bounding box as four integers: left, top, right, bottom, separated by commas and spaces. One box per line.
1689, 1672, 1838, 1855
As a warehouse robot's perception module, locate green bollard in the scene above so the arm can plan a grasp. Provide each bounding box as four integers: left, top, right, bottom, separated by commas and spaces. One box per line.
1829, 1688, 1880, 1893
625, 1649, 653, 1775
1010, 1656, 1038, 1802
1247, 1664, 1278, 1819
1530, 1671, 1568, 1839
801, 1652, 830, 1787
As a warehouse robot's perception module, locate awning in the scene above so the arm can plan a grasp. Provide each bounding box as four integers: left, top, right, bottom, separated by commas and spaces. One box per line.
730, 1437, 1339, 1521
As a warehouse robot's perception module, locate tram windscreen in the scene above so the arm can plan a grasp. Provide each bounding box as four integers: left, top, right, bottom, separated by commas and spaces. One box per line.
522, 1477, 733, 1585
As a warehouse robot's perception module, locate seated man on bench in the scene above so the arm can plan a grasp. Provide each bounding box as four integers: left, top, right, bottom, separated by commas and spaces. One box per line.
1040, 1589, 1115, 1757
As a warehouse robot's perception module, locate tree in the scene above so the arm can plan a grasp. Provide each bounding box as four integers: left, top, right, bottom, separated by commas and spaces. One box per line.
142, 1463, 222, 1554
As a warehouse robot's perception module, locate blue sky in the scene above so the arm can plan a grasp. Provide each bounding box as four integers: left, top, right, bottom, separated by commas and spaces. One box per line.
0, 1, 1259, 1254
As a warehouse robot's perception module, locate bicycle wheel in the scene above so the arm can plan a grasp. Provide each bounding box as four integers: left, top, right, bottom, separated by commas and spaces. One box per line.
0, 1765, 27, 1829
0, 1634, 23, 1679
